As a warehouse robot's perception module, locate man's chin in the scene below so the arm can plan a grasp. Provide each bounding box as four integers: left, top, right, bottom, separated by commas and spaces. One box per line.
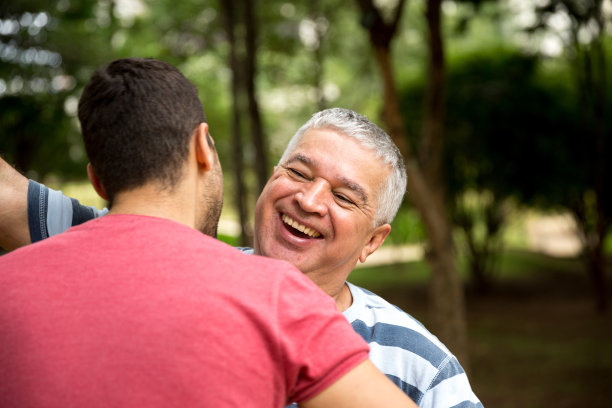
265, 246, 313, 273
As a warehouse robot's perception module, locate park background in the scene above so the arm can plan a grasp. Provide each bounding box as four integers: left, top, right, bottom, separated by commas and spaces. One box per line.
1, 0, 611, 406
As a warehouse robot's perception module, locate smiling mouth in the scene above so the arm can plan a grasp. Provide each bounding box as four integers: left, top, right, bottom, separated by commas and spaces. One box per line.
281, 214, 322, 238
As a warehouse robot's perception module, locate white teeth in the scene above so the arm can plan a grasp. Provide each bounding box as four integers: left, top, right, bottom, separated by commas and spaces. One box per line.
282, 214, 321, 238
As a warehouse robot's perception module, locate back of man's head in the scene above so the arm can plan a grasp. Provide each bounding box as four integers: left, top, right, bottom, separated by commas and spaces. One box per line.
78, 58, 206, 204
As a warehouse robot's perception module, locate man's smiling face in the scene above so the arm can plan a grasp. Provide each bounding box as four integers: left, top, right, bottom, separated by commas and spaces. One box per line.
253, 127, 391, 293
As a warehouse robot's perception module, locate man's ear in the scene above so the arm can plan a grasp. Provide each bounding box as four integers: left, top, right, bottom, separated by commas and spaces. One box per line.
359, 224, 391, 263
87, 163, 108, 201
194, 122, 214, 171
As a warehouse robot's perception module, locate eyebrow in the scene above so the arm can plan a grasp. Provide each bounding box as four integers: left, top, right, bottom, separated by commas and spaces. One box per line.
285, 153, 315, 168
284, 153, 369, 205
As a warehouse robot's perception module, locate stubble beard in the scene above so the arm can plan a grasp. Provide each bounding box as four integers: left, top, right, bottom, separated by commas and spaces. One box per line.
200, 196, 222, 238
197, 162, 224, 238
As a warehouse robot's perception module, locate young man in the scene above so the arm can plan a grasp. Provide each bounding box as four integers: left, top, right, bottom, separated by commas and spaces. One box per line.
0, 59, 415, 408
1, 106, 482, 407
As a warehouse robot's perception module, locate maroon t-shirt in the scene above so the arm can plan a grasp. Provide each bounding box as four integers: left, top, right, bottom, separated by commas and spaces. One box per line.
0, 214, 369, 407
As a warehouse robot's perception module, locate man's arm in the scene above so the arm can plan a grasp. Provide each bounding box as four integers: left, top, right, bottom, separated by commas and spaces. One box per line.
0, 156, 108, 251
0, 157, 31, 250
301, 360, 417, 408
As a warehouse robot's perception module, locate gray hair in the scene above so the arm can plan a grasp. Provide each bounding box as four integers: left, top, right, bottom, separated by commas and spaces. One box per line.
279, 108, 407, 226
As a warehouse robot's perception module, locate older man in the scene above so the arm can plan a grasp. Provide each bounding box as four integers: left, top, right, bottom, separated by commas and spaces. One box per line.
254, 109, 483, 408
0, 61, 415, 408
0, 108, 482, 407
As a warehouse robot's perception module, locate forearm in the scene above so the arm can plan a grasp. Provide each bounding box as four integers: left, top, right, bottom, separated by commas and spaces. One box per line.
0, 156, 31, 250
301, 360, 417, 408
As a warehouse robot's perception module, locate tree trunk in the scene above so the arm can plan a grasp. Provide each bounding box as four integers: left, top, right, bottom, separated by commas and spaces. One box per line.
222, 0, 252, 246
356, 0, 469, 366
244, 0, 268, 194
422, 0, 469, 367
588, 235, 608, 312
574, 206, 609, 313
591, 8, 608, 313
373, 46, 408, 156
575, 2, 609, 313
309, 0, 327, 111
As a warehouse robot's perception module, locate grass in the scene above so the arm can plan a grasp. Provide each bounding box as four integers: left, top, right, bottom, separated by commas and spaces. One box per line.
348, 250, 612, 408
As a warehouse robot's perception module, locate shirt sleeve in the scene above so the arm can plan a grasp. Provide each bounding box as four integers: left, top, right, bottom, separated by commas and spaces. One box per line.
27, 180, 108, 243
419, 356, 484, 408
277, 272, 370, 404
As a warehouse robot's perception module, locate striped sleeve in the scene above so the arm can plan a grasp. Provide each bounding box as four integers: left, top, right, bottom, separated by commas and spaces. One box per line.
27, 180, 108, 243
344, 283, 484, 408
421, 356, 484, 408
27, 179, 49, 242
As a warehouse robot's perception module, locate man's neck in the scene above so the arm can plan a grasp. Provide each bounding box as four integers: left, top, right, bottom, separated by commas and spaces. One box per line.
334, 283, 353, 312
295, 268, 355, 312
109, 183, 197, 230
251, 247, 354, 312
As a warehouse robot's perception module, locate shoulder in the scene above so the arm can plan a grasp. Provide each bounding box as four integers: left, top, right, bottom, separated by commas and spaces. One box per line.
346, 283, 434, 341
345, 283, 483, 407
345, 282, 454, 364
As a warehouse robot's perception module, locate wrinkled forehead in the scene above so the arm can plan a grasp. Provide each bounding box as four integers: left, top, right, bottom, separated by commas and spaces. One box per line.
286, 127, 389, 171
284, 128, 391, 201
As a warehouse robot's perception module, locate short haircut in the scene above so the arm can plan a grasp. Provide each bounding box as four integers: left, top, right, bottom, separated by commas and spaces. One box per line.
280, 108, 407, 226
78, 58, 206, 204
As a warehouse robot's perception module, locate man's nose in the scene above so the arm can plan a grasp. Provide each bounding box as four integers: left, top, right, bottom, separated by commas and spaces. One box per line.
295, 179, 329, 216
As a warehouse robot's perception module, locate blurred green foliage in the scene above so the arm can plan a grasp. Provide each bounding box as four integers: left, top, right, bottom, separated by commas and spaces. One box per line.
0, 0, 118, 178
399, 40, 611, 289
399, 45, 611, 209
1, 0, 610, 253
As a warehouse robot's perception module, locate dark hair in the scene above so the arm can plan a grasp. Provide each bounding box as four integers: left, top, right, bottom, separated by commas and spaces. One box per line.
78, 58, 206, 204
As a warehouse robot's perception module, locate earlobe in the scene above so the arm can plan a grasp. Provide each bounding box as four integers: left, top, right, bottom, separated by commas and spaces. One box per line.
359, 224, 391, 263
87, 163, 108, 201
